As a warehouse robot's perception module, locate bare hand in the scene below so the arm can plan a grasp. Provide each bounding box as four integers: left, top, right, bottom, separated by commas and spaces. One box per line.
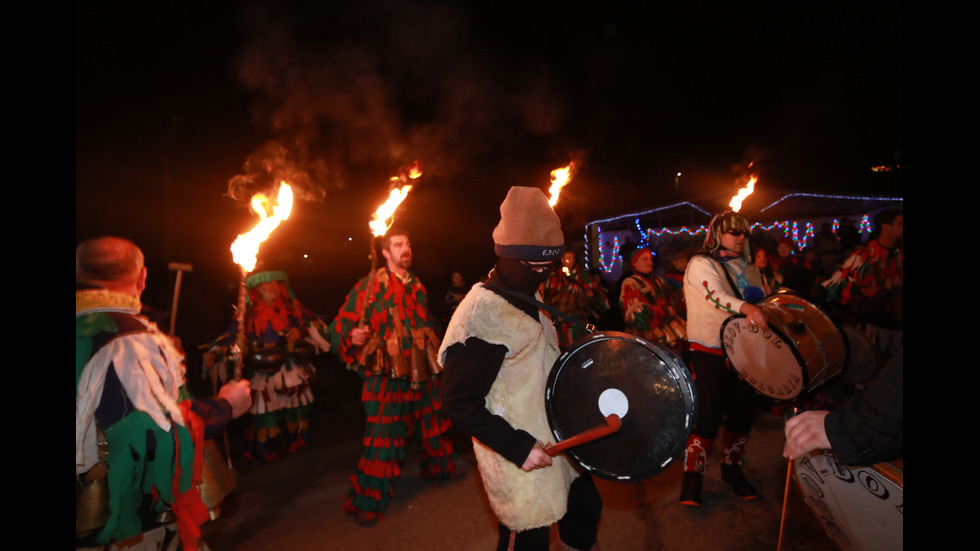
285, 327, 303, 343
218, 380, 253, 419
351, 326, 370, 346
783, 410, 832, 460
740, 303, 769, 332
521, 442, 554, 472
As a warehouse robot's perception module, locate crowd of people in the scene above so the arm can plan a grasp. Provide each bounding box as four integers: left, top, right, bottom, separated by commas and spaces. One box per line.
76, 203, 902, 550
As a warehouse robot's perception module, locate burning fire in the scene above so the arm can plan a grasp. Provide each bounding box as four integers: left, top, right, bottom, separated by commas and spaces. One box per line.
230, 182, 294, 272
369, 185, 414, 237
548, 161, 577, 208
370, 163, 422, 237
728, 176, 757, 213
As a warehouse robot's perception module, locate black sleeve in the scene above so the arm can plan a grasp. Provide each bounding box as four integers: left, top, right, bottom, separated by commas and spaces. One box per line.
440, 337, 538, 467
824, 347, 903, 465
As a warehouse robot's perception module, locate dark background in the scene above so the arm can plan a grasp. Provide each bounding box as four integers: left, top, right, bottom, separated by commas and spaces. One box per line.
76, 1, 903, 370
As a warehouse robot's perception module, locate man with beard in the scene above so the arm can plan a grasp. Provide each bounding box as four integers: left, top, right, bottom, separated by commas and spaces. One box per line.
330, 231, 456, 527
440, 187, 602, 551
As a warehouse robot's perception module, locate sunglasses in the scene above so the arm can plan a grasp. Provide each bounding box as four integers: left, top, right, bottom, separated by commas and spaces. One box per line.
725, 229, 749, 237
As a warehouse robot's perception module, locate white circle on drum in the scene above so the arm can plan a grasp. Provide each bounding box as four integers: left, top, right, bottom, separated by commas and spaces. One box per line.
598, 388, 629, 418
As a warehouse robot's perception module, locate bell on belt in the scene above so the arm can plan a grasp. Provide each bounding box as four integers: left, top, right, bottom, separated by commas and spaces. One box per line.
545, 331, 697, 481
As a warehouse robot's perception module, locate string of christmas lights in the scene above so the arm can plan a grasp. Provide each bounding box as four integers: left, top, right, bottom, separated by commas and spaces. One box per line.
592, 215, 872, 273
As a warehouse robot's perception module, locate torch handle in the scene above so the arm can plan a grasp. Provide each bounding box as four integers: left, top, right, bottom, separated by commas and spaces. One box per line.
544, 414, 621, 456
234, 269, 247, 381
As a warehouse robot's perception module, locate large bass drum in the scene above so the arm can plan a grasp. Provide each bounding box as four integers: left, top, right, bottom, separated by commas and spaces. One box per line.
721, 292, 848, 400
793, 452, 903, 551
545, 331, 697, 481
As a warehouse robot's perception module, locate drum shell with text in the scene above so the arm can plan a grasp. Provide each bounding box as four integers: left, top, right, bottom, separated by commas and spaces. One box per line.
721, 292, 847, 400
545, 331, 697, 481
793, 451, 903, 551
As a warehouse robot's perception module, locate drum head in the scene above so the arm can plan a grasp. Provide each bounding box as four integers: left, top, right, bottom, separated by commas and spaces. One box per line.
545, 331, 697, 481
721, 315, 806, 400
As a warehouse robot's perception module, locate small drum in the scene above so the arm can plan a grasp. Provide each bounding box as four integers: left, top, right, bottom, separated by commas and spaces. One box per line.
793, 452, 903, 551
545, 331, 697, 481
721, 292, 847, 400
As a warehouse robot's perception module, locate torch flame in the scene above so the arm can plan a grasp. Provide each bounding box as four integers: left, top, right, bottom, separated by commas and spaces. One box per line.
548, 161, 577, 208
728, 176, 757, 213
407, 161, 423, 180
371, 162, 421, 237
369, 185, 413, 237
230, 182, 294, 273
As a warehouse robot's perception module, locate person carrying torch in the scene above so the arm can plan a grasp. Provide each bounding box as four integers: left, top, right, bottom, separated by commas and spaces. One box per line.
202, 270, 331, 461
330, 226, 456, 527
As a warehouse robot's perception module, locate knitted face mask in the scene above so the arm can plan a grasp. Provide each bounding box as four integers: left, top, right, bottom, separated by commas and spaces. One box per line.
495, 257, 551, 293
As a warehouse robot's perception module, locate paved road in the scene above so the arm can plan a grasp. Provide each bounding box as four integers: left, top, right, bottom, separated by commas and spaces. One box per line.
201, 358, 840, 551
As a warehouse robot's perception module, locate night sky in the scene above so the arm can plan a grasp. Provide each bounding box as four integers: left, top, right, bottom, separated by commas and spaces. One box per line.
76, 1, 903, 344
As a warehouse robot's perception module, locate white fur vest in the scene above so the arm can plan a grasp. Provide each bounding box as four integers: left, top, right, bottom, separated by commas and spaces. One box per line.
439, 283, 577, 530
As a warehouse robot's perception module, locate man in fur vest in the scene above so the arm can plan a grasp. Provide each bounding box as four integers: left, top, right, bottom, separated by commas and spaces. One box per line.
440, 187, 602, 551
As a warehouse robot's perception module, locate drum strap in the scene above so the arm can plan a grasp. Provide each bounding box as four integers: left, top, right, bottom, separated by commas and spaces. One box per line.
700, 254, 744, 299
484, 283, 596, 333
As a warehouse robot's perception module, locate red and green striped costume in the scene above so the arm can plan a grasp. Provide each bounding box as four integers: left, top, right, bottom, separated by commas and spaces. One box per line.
330, 267, 456, 518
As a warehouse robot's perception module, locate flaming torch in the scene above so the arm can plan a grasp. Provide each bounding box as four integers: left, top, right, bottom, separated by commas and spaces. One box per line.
728, 175, 757, 213
359, 163, 422, 325
547, 161, 578, 208
229, 181, 294, 379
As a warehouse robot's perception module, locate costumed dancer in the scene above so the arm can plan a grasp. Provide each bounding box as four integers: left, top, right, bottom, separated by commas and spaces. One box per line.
329, 231, 456, 527
203, 270, 330, 461
679, 211, 769, 507
76, 237, 251, 550
440, 187, 602, 551
542, 250, 610, 348
620, 248, 687, 354
822, 209, 903, 360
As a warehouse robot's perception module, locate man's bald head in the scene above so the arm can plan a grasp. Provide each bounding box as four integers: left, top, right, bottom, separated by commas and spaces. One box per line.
76, 237, 147, 295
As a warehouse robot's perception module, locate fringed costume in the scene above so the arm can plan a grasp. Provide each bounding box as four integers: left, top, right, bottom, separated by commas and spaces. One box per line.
620, 272, 687, 352
330, 266, 455, 521
823, 239, 903, 359
203, 271, 330, 460
76, 289, 229, 550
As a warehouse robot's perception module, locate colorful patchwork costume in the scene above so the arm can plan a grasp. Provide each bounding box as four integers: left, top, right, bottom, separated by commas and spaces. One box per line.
542, 264, 609, 347
77, 288, 230, 550
330, 266, 456, 521
203, 271, 330, 460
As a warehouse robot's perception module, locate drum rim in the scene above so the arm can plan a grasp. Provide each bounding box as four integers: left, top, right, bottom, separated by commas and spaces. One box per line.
720, 291, 849, 400
546, 330, 697, 481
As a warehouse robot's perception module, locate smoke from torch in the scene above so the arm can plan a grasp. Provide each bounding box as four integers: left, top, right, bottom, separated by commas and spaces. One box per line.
548, 160, 578, 208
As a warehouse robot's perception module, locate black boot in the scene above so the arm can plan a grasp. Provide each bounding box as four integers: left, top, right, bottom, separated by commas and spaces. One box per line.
720, 463, 758, 499
679, 471, 703, 507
